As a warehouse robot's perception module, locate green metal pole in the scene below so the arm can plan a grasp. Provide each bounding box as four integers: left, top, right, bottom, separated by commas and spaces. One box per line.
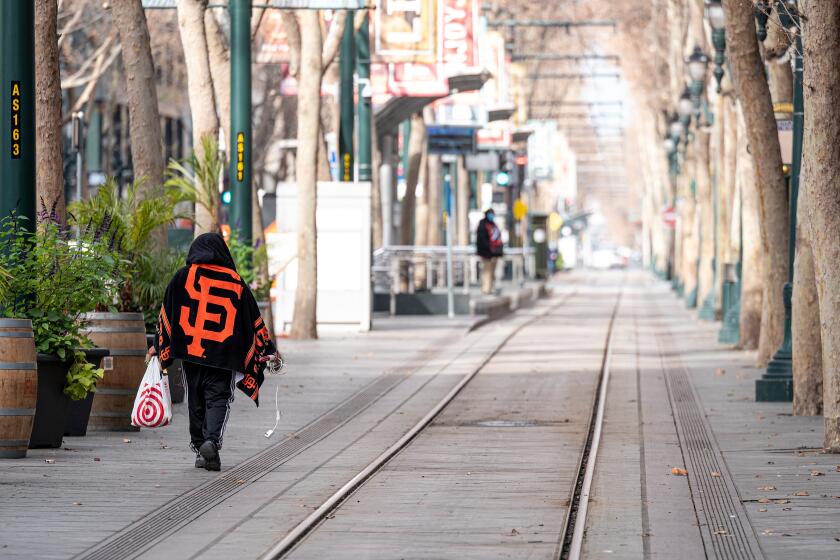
339, 10, 355, 182
757, 21, 801, 402
0, 2, 35, 226
355, 14, 372, 182
229, 0, 252, 243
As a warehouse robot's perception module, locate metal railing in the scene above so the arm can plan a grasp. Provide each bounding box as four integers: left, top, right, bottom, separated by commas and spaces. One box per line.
372, 245, 536, 315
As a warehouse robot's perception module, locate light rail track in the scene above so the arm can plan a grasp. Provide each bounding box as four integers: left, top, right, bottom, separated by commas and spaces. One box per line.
261, 286, 623, 560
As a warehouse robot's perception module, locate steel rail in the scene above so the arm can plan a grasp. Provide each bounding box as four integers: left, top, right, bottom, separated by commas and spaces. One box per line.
260, 290, 580, 560
559, 285, 624, 560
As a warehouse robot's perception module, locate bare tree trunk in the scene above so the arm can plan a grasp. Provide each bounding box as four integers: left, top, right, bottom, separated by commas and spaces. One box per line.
695, 131, 715, 311
34, 0, 65, 218
723, 0, 789, 365
801, 0, 840, 451
370, 117, 383, 248
397, 115, 424, 291
457, 155, 470, 246
289, 11, 323, 340
739, 106, 762, 350
178, 0, 220, 237
205, 11, 231, 143
722, 94, 738, 267
426, 153, 442, 246
400, 113, 425, 246
792, 189, 822, 415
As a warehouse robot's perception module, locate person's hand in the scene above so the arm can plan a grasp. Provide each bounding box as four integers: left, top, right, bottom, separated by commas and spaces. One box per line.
146, 346, 157, 359
258, 351, 282, 363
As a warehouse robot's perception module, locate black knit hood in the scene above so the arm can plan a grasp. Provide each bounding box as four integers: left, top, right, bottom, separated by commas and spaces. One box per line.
186, 233, 237, 271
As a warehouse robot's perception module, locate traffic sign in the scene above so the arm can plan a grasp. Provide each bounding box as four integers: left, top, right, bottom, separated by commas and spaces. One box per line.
548, 212, 564, 232
513, 199, 528, 221
662, 205, 677, 229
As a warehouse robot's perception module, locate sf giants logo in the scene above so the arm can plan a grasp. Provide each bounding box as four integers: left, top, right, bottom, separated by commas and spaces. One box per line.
179, 265, 243, 358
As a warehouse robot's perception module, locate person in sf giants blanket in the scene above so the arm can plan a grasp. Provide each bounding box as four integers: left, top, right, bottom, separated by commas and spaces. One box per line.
146, 233, 280, 471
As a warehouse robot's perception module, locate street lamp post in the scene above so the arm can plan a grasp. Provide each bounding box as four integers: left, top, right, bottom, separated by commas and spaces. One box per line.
229, 0, 252, 244
756, 0, 802, 402
706, 0, 727, 92
0, 2, 35, 227
687, 47, 709, 121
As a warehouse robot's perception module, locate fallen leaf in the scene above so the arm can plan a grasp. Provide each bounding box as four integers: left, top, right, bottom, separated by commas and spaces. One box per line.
758, 485, 776, 491
793, 491, 809, 497
93, 457, 101, 462
672, 467, 688, 476
810, 470, 824, 476
510, 528, 520, 536
122, 438, 131, 444
711, 471, 721, 477
836, 465, 840, 472
72, 502, 82, 506
758, 508, 768, 512
775, 499, 790, 504
782, 507, 792, 511
713, 528, 727, 535
44, 459, 55, 464
159, 444, 169, 449
234, 479, 246, 484
715, 368, 726, 376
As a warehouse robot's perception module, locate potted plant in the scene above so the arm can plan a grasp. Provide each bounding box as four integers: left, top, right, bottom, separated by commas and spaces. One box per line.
69, 179, 184, 429
0, 207, 122, 446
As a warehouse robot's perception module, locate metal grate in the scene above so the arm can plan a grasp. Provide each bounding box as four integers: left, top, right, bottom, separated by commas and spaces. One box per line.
658, 327, 763, 560
75, 370, 412, 560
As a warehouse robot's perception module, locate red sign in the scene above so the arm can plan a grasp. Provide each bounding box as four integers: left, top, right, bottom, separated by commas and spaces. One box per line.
476, 127, 511, 150
439, 0, 478, 77
662, 206, 677, 229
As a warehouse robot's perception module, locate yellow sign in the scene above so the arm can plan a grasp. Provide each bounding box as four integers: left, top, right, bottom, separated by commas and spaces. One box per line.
10, 81, 21, 159
513, 199, 528, 221
548, 212, 563, 232
236, 132, 245, 181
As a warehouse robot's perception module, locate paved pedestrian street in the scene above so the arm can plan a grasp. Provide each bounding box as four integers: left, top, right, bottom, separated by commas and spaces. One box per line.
1, 271, 838, 559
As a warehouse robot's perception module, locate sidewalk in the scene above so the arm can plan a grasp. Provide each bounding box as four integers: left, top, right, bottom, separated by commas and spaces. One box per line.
583, 275, 840, 559
0, 313, 484, 559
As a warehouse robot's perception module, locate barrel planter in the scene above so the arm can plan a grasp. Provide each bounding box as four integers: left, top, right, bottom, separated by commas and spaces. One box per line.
82, 312, 146, 431
64, 348, 110, 437
0, 319, 38, 458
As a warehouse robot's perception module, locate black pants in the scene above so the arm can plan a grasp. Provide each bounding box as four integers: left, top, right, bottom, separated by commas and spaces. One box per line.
184, 361, 234, 451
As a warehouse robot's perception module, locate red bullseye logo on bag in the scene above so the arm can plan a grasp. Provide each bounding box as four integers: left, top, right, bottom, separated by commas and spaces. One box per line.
179, 265, 243, 358
132, 382, 170, 428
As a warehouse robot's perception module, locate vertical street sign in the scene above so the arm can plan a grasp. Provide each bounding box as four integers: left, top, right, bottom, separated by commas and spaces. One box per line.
229, 0, 252, 244
0, 2, 35, 225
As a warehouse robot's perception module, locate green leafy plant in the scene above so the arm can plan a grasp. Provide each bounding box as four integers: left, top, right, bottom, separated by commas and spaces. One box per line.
64, 350, 105, 401
0, 208, 122, 399
132, 248, 186, 330
69, 178, 183, 312
226, 231, 270, 301
165, 134, 224, 231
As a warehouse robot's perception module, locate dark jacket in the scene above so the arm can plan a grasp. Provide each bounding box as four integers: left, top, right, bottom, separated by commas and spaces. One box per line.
476, 218, 503, 258
155, 233, 277, 405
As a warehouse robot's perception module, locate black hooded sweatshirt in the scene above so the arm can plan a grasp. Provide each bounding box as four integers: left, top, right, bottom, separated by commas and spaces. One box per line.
155, 233, 277, 405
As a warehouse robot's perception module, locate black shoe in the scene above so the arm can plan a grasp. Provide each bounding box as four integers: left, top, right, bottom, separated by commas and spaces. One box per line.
194, 452, 206, 469
199, 440, 220, 471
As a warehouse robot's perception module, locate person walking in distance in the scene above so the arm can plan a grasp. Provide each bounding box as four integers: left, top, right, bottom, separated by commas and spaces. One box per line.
147, 233, 281, 471
476, 209, 504, 294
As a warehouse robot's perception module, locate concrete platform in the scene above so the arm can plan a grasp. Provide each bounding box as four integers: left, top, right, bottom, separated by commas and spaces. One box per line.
2, 271, 839, 560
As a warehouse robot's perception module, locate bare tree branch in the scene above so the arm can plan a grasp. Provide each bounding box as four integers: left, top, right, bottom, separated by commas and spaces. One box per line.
66, 42, 122, 119
280, 11, 301, 78
321, 10, 348, 70
60, 32, 116, 88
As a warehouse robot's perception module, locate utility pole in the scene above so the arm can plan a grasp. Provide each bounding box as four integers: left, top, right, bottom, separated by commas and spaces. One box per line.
339, 10, 355, 182
1, 2, 35, 226
355, 13, 372, 182
229, 0, 252, 244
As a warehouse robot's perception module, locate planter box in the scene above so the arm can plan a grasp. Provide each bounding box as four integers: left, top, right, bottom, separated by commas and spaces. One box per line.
64, 348, 110, 437
0, 318, 38, 459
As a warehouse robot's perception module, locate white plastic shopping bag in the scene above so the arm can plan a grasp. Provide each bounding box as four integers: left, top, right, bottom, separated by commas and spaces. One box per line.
131, 357, 172, 428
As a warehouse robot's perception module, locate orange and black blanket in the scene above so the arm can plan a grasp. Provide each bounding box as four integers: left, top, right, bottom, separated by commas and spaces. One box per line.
155, 233, 276, 405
